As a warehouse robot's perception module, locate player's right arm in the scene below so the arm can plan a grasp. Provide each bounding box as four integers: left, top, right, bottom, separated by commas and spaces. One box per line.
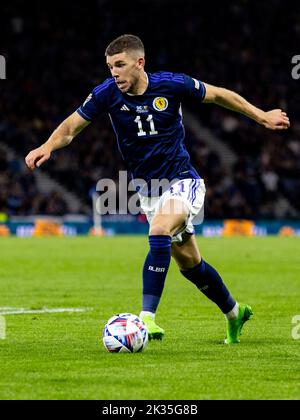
25, 112, 90, 170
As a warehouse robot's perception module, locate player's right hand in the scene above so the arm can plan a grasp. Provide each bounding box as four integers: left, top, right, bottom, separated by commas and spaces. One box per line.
25, 145, 52, 170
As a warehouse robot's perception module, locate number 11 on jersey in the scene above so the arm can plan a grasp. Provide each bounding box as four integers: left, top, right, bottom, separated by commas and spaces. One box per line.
134, 115, 158, 136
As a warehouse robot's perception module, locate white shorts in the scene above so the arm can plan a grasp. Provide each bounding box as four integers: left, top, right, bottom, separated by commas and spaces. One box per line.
139, 178, 206, 243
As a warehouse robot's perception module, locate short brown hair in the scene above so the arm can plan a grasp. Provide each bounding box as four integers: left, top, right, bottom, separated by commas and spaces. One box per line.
105, 34, 145, 57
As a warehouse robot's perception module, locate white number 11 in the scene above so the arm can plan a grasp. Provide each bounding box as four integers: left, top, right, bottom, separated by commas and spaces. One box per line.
134, 115, 158, 136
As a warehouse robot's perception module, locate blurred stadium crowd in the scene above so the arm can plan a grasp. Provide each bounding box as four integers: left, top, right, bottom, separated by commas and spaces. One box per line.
0, 0, 299, 219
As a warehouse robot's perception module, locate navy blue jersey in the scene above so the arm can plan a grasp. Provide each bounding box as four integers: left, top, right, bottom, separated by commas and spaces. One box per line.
77, 71, 206, 195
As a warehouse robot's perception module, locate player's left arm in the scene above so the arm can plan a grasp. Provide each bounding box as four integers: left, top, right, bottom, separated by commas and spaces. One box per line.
202, 83, 290, 130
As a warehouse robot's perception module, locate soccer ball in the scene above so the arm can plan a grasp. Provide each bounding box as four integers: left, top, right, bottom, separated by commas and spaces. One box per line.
103, 313, 148, 353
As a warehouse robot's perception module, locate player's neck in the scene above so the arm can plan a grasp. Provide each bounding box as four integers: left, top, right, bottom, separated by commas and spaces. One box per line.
127, 71, 148, 96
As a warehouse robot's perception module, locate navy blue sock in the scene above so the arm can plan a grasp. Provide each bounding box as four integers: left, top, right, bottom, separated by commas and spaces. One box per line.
181, 260, 236, 314
142, 235, 172, 313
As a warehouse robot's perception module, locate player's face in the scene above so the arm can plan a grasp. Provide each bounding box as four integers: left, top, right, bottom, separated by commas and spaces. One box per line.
106, 52, 145, 93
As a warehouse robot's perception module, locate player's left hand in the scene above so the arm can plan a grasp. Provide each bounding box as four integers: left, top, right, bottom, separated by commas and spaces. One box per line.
262, 109, 290, 130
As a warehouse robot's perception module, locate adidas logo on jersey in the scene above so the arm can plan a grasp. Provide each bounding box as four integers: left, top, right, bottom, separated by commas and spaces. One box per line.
120, 104, 130, 111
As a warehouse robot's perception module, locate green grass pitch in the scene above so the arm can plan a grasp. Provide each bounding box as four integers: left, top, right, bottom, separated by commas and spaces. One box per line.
0, 236, 299, 400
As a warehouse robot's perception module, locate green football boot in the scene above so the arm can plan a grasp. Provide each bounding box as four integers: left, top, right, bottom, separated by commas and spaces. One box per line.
140, 314, 165, 341
224, 303, 253, 344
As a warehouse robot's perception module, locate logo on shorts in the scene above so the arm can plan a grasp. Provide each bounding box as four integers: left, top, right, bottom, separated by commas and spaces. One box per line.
153, 97, 168, 111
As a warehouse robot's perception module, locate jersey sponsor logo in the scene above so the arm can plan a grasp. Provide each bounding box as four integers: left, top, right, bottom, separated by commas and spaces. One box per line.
192, 78, 200, 90
153, 97, 168, 111
120, 104, 130, 111
83, 93, 92, 106
136, 105, 149, 113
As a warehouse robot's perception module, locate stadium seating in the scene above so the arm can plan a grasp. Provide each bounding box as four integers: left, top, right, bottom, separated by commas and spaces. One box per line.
0, 0, 299, 219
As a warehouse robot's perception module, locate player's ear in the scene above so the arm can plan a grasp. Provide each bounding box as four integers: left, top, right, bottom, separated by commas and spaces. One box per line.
137, 57, 145, 69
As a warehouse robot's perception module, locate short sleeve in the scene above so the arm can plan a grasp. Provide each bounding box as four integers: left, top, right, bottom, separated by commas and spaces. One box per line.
76, 86, 108, 121
178, 74, 206, 102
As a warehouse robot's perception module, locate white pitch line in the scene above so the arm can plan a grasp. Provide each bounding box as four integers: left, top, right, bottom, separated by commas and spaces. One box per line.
0, 307, 25, 311
0, 307, 93, 315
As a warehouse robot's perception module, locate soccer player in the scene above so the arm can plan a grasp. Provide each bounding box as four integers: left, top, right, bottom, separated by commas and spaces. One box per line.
25, 34, 290, 344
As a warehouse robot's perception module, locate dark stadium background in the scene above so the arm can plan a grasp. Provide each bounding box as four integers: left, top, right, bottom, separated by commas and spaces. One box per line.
1, 0, 299, 230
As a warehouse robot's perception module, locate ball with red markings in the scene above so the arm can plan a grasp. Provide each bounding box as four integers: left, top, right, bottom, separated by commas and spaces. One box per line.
103, 313, 148, 353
